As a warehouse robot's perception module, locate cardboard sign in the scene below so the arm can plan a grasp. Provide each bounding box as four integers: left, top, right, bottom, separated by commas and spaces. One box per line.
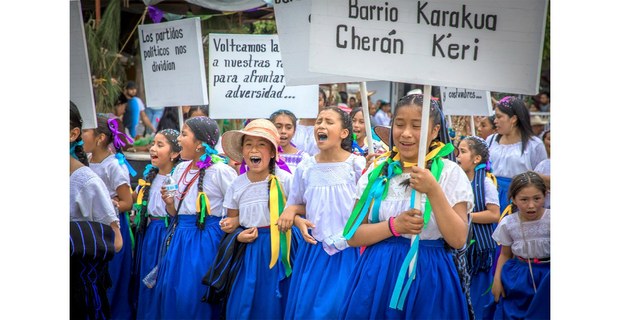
440, 87, 493, 116
208, 33, 318, 119
273, 0, 370, 86
309, 0, 548, 95
138, 17, 208, 107
70, 0, 97, 129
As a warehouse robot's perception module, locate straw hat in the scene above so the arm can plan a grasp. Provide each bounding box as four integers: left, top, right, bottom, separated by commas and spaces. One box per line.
373, 125, 391, 146
221, 119, 279, 163
530, 115, 548, 126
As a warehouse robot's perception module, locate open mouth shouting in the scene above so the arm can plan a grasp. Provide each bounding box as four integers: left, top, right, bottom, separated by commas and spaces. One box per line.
317, 132, 328, 142
249, 155, 262, 165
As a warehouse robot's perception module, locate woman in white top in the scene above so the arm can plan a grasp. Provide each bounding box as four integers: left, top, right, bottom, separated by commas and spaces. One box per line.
486, 96, 547, 213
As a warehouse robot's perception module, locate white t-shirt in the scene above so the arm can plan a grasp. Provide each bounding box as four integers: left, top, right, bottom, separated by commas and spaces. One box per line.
356, 159, 474, 240
291, 123, 319, 156
534, 159, 551, 209
223, 168, 292, 228
492, 209, 550, 259
70, 166, 119, 225
171, 160, 237, 217
144, 174, 168, 218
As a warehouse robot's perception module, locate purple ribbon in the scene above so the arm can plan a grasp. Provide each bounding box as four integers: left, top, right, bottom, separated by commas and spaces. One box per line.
107, 118, 134, 149
148, 6, 164, 23
276, 146, 292, 173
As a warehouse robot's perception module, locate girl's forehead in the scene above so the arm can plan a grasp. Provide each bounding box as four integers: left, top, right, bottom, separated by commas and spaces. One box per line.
274, 114, 294, 124
319, 109, 340, 118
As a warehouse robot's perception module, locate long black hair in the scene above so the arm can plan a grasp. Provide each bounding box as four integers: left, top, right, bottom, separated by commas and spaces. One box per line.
494, 96, 535, 154
70, 101, 89, 166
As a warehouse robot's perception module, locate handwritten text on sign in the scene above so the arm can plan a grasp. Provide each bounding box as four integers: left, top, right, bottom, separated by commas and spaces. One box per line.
208, 33, 318, 119
309, 0, 548, 95
138, 17, 208, 108
440, 87, 492, 116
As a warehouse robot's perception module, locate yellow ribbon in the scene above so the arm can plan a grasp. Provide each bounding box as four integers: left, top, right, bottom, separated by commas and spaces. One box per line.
269, 175, 291, 273
196, 191, 212, 224
135, 179, 151, 205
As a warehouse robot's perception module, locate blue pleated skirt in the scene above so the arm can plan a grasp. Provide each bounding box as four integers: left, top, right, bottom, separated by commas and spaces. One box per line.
497, 176, 512, 213
284, 240, 360, 320
154, 215, 224, 319
471, 269, 495, 319
339, 237, 468, 320
226, 228, 291, 319
135, 219, 167, 319
107, 212, 134, 319
490, 258, 550, 320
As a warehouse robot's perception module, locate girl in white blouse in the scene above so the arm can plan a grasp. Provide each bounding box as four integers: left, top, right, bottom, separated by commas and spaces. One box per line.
490, 171, 550, 319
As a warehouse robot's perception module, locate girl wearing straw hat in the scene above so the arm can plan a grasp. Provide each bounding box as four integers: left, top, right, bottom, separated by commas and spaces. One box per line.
217, 119, 297, 319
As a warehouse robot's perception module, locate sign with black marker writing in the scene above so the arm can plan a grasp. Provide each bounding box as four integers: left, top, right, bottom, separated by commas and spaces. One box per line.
309, 0, 548, 95
208, 33, 318, 119
440, 87, 492, 116
273, 0, 370, 86
138, 17, 208, 107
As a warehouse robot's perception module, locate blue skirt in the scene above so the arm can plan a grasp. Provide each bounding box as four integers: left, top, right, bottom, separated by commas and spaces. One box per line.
471, 269, 494, 319
135, 219, 167, 319
285, 240, 360, 320
154, 215, 224, 319
497, 176, 512, 213
491, 258, 550, 320
339, 237, 468, 320
107, 212, 134, 319
227, 228, 291, 319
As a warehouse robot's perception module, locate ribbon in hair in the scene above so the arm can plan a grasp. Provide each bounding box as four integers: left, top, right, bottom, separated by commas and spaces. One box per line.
107, 118, 134, 149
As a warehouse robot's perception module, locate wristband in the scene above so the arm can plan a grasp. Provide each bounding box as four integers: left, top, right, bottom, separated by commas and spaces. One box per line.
388, 216, 401, 237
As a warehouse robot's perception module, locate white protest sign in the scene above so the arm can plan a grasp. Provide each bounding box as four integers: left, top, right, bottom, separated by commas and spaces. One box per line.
70, 0, 96, 129
208, 33, 318, 119
309, 0, 548, 95
440, 87, 493, 116
138, 17, 208, 108
273, 0, 370, 86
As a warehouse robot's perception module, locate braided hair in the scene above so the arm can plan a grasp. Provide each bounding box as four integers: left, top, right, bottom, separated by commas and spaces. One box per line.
186, 116, 220, 230
136, 129, 182, 233
70, 101, 89, 166
461, 136, 496, 273
507, 171, 547, 213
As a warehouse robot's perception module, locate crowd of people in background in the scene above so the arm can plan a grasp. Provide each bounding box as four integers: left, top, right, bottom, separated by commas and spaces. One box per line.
70, 83, 550, 320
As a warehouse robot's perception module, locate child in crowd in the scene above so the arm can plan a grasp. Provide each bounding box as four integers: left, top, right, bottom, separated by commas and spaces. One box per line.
339, 94, 473, 319
291, 89, 326, 156
489, 171, 550, 319
486, 96, 547, 213
477, 115, 497, 141
534, 129, 551, 209
219, 119, 295, 318
156, 116, 237, 319
82, 113, 136, 319
270, 109, 310, 174
132, 129, 181, 319
456, 136, 500, 318
280, 106, 366, 319
70, 102, 122, 319
349, 107, 387, 157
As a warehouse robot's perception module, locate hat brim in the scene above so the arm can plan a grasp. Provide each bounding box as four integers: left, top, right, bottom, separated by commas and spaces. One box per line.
374, 125, 391, 146
221, 129, 279, 164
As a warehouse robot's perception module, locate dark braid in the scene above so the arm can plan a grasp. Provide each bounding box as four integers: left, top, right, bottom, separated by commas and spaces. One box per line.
196, 167, 207, 230
137, 166, 159, 234
70, 101, 89, 166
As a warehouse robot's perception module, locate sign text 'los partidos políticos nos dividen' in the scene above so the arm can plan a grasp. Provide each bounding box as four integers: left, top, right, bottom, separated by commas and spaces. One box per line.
336, 1, 497, 61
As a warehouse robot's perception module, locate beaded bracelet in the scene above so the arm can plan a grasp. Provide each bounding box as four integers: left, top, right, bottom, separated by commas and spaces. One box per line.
388, 216, 401, 237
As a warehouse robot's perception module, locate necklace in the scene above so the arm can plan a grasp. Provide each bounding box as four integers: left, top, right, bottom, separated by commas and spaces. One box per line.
176, 162, 200, 201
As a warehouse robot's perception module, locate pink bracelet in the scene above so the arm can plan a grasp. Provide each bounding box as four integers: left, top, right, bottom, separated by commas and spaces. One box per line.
388, 217, 401, 237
